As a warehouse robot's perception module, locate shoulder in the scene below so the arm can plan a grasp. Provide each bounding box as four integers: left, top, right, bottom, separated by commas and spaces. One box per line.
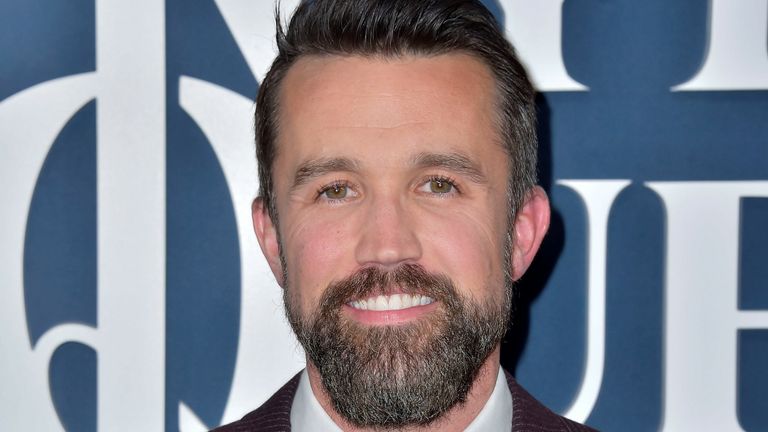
504, 370, 599, 432
211, 373, 301, 432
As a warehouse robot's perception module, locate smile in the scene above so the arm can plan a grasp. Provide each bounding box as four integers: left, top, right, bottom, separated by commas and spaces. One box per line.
348, 294, 435, 311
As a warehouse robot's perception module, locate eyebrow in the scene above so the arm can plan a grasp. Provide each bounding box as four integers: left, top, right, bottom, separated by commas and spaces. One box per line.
290, 151, 488, 190
410, 151, 488, 184
291, 157, 361, 190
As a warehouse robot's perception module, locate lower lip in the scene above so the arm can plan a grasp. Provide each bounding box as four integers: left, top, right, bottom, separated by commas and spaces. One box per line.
343, 301, 439, 325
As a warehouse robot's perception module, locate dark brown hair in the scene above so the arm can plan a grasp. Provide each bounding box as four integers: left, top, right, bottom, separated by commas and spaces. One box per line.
256, 0, 537, 222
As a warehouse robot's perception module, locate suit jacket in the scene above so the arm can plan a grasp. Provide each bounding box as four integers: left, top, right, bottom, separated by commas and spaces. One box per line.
213, 370, 596, 432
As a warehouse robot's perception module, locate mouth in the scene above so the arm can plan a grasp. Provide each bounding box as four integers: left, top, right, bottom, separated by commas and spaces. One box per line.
348, 293, 435, 311
344, 293, 438, 325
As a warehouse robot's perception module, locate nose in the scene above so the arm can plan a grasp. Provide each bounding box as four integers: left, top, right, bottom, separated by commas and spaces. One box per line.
354, 194, 422, 267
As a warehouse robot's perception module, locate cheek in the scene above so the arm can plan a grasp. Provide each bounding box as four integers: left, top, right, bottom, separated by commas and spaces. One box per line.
421, 210, 507, 300
283, 217, 355, 311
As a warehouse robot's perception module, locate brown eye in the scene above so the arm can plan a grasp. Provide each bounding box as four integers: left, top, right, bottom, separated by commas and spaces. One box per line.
323, 184, 348, 199
429, 179, 453, 194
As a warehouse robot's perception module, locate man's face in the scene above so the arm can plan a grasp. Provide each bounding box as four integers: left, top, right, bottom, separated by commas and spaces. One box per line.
273, 53, 512, 319
254, 53, 547, 427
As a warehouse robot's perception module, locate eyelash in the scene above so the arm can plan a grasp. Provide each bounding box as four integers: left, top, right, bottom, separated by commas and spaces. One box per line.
423, 175, 461, 194
314, 175, 461, 202
316, 179, 354, 200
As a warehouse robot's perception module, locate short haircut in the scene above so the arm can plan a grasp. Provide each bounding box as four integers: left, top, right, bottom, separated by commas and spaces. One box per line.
256, 0, 537, 222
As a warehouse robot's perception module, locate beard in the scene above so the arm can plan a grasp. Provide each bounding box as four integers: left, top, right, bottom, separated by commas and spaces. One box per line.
283, 263, 512, 429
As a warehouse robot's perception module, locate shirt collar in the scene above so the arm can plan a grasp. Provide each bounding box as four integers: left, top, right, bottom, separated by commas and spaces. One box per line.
464, 367, 513, 432
290, 369, 342, 431
290, 367, 513, 431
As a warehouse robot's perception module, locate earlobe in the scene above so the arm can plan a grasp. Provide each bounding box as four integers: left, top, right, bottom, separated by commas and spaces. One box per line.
510, 186, 551, 281
252, 198, 285, 287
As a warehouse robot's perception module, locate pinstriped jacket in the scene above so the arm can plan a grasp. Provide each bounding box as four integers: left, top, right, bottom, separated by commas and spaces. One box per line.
213, 371, 597, 432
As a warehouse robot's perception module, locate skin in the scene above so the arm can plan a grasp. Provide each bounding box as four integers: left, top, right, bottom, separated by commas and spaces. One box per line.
253, 53, 550, 431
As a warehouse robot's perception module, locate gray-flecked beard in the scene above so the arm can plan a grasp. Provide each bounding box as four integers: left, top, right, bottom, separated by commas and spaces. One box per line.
284, 263, 512, 429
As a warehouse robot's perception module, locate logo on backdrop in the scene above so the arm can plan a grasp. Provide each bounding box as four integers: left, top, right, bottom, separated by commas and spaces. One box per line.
1, 0, 767, 430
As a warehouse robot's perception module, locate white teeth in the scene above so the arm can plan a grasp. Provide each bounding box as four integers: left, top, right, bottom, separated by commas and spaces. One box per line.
412, 294, 421, 306
401, 294, 413, 308
389, 294, 402, 310
349, 294, 435, 311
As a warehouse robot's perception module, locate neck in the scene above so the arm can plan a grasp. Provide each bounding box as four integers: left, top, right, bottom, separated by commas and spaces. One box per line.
305, 347, 501, 432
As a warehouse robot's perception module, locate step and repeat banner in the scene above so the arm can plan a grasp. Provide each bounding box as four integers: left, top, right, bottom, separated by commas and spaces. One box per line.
1, 0, 767, 430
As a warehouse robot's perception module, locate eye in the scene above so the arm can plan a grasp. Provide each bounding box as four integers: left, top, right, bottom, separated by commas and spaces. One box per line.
317, 181, 357, 202
429, 178, 453, 194
324, 184, 348, 199
418, 176, 459, 195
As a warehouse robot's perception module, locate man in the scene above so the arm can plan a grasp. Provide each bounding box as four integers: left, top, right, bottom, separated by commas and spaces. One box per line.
216, 0, 595, 431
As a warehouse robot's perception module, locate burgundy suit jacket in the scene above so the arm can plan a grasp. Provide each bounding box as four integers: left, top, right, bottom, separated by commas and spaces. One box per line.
213, 371, 597, 431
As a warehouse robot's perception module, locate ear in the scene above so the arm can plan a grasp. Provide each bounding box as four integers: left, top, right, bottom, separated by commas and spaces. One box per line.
252, 198, 285, 287
510, 186, 551, 281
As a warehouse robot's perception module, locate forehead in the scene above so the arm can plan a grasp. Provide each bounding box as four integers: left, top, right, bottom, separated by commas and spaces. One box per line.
276, 53, 502, 166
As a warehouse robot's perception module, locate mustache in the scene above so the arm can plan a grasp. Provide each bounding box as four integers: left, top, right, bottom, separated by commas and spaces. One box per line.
318, 264, 459, 312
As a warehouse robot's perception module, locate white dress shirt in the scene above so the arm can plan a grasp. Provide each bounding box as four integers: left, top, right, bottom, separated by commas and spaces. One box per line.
290, 367, 513, 431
